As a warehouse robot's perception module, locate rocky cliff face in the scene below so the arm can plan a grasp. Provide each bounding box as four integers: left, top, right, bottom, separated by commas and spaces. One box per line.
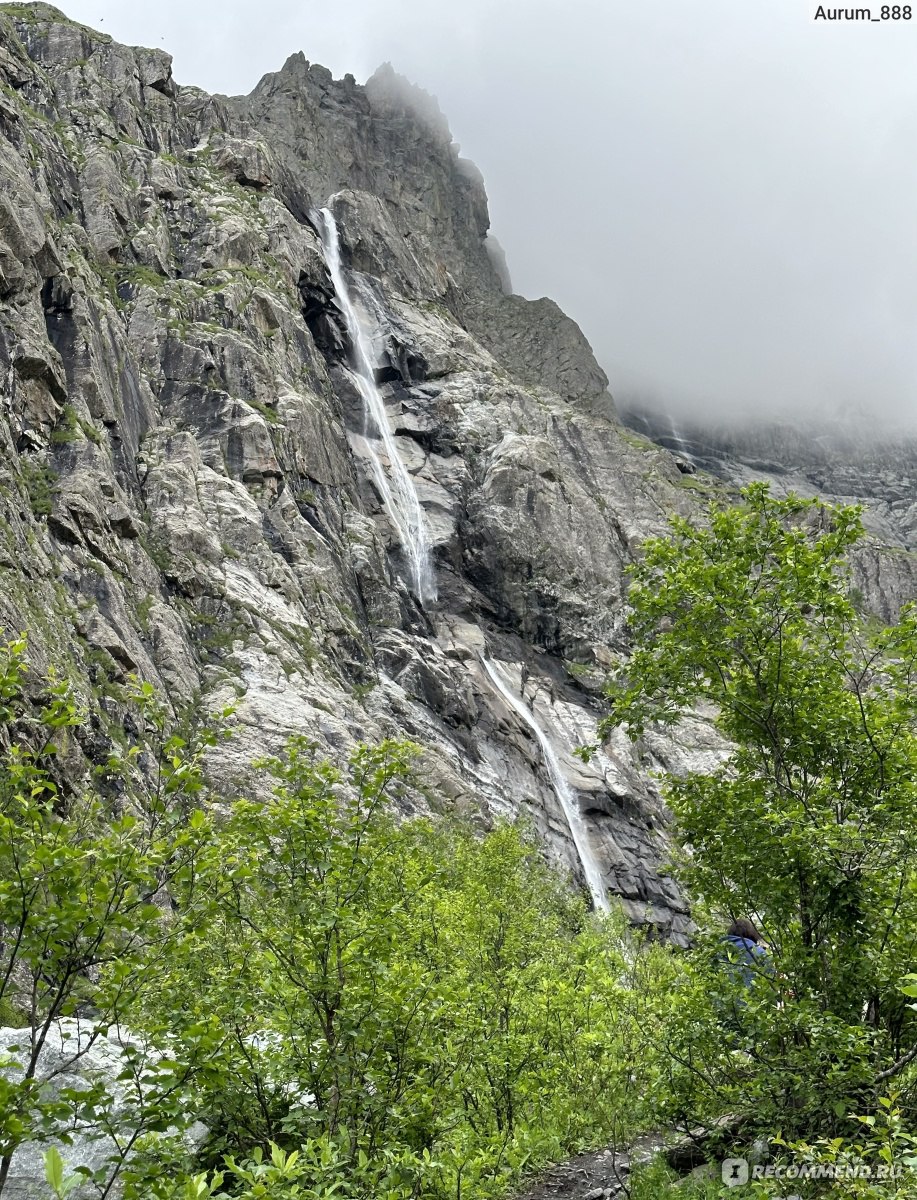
0, 2, 702, 940
622, 406, 917, 625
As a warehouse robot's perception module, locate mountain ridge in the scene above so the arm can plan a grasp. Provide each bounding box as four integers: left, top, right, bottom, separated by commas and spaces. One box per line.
622, 403, 917, 623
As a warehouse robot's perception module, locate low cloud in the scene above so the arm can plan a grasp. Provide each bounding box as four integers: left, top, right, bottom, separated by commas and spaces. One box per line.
64, 0, 917, 429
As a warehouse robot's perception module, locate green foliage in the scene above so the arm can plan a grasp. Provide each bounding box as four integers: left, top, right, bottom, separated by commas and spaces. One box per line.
47, 403, 101, 448
753, 1096, 917, 1197
675, 472, 723, 495
602, 482, 917, 1140
78, 416, 102, 445
0, 633, 683, 1200
43, 1147, 81, 1199
129, 739, 674, 1200
247, 398, 278, 425
13, 476, 917, 1195
0, 637, 226, 1194
19, 459, 57, 517
49, 404, 80, 445
137, 592, 155, 630
122, 265, 170, 290
626, 1158, 722, 1198
140, 528, 174, 575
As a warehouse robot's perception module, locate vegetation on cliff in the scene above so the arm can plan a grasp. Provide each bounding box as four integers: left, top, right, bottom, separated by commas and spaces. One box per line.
604, 483, 917, 1196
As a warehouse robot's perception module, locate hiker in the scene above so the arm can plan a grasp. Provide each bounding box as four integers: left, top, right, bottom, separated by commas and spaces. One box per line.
722, 917, 770, 990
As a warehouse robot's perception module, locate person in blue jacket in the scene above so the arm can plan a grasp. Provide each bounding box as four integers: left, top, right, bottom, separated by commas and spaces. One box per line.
723, 917, 770, 989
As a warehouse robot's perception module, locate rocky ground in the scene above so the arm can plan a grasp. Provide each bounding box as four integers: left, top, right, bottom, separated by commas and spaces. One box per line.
513, 1133, 681, 1200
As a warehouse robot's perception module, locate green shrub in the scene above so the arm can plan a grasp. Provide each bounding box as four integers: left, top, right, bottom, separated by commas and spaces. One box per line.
0, 634, 684, 1200
19, 459, 57, 517
600, 481, 917, 1143
0, 640, 227, 1195
127, 739, 678, 1199
49, 404, 80, 445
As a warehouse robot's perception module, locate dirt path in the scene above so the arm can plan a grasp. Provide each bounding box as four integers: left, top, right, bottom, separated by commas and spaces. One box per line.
513, 1134, 669, 1200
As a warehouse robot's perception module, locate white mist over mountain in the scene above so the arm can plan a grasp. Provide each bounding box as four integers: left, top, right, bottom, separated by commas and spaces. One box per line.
64, 0, 917, 428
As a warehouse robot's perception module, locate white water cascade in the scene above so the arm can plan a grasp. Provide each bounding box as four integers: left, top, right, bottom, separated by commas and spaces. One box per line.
316, 207, 436, 606
666, 412, 691, 461
481, 657, 609, 914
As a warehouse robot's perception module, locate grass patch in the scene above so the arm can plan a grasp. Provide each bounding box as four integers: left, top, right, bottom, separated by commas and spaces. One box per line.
138, 530, 173, 575
248, 398, 279, 425
136, 593, 154, 630
20, 460, 57, 517
616, 427, 658, 451
49, 404, 80, 446
676, 472, 724, 495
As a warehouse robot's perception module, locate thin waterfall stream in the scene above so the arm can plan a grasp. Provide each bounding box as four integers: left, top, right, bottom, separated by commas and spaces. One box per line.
481, 657, 610, 913
667, 412, 691, 460
316, 206, 436, 606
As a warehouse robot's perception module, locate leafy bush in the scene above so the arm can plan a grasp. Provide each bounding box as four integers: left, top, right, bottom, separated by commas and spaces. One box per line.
0, 638, 226, 1195
754, 1097, 917, 1197
132, 738, 676, 1198
0, 637, 679, 1199
600, 482, 917, 1145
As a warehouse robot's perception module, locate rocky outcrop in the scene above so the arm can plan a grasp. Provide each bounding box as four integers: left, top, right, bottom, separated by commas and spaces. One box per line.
621, 406, 917, 624
0, 2, 704, 941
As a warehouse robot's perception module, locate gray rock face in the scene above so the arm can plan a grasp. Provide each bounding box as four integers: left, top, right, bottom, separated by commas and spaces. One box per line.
0, 2, 701, 960
622, 406, 917, 624
0, 1020, 206, 1198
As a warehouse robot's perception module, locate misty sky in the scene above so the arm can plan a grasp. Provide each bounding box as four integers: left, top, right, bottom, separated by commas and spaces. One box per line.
60, 0, 917, 427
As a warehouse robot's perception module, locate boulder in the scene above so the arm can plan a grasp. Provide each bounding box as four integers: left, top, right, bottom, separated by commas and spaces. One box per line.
0, 1021, 206, 1199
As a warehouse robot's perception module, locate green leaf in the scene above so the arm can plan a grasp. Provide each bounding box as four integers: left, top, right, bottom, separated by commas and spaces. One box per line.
45, 1146, 64, 1193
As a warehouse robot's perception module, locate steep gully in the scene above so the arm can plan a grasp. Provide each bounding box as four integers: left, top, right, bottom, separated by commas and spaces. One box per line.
316, 205, 437, 608
480, 656, 610, 914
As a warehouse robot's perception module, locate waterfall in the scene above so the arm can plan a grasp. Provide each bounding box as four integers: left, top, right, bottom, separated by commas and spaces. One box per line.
316, 206, 436, 606
481, 657, 609, 913
666, 412, 691, 461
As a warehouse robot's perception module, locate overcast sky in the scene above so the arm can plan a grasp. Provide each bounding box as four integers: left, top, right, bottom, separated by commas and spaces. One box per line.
61, 0, 917, 428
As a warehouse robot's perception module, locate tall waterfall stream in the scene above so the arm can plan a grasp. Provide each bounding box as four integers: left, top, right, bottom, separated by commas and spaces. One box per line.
317, 206, 437, 606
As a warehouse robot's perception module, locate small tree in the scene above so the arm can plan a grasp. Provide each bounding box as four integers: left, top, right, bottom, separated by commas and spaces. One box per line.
0, 637, 223, 1196
602, 483, 917, 1129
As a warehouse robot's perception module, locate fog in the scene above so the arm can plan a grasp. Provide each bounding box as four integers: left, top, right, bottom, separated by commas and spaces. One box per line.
61, 0, 917, 428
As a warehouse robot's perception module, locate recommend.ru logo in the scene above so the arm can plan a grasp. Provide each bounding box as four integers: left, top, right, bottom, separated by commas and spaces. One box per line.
722, 1158, 750, 1187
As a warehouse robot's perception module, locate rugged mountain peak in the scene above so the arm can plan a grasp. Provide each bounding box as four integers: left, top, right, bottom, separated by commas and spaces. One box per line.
364, 61, 452, 139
